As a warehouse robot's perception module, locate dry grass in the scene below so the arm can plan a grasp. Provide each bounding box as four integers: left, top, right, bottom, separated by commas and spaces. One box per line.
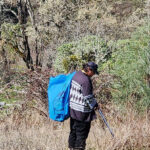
0, 104, 150, 150
0, 70, 150, 150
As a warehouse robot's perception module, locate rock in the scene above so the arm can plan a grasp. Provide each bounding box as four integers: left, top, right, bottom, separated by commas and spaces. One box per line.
0, 102, 6, 107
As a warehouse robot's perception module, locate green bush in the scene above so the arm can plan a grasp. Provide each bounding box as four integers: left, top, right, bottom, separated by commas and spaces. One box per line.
107, 24, 150, 110
54, 35, 111, 73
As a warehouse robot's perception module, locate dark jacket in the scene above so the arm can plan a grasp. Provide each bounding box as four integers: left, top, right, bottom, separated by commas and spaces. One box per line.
69, 70, 97, 122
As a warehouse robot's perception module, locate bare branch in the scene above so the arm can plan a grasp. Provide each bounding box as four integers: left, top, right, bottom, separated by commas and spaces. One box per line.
4, 8, 18, 20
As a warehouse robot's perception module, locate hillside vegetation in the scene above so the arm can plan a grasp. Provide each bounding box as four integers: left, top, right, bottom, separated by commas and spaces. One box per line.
0, 0, 150, 150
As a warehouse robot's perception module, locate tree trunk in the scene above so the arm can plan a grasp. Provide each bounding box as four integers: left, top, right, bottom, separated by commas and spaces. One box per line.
17, 0, 34, 70
26, 0, 43, 69
1, 46, 10, 83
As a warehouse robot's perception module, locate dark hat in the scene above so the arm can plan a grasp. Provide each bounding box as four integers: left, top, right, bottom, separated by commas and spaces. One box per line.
87, 62, 99, 74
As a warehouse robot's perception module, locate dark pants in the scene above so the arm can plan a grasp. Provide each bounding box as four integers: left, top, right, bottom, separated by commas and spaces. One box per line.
68, 117, 91, 150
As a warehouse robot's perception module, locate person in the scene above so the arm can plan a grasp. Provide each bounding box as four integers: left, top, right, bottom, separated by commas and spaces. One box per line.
68, 62, 99, 150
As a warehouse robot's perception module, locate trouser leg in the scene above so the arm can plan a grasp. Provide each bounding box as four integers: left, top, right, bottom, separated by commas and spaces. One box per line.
68, 118, 91, 150
75, 120, 91, 150
68, 118, 76, 148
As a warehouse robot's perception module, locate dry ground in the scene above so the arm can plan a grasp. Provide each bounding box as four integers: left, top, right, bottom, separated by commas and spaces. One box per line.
0, 103, 150, 150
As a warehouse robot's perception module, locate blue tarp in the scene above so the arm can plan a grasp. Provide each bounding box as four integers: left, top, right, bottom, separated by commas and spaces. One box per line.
48, 72, 76, 122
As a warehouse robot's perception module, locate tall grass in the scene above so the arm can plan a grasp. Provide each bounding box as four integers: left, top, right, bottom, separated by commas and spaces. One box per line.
0, 104, 150, 150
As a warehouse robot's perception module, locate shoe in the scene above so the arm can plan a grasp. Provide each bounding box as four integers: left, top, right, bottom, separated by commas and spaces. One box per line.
73, 148, 84, 150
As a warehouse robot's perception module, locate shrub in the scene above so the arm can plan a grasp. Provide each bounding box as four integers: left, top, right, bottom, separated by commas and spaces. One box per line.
54, 35, 111, 73
107, 24, 150, 110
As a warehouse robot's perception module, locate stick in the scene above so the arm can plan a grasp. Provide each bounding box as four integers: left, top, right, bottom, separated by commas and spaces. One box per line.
98, 109, 114, 137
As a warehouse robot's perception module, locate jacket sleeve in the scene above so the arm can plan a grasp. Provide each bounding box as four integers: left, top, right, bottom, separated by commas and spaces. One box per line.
82, 78, 98, 110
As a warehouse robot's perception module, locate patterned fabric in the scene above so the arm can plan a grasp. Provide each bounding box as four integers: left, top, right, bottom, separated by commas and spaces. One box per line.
70, 80, 93, 112
69, 71, 97, 114
69, 70, 97, 122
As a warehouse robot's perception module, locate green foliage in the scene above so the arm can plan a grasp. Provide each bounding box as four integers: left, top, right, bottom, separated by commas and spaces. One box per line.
54, 35, 111, 73
1, 23, 22, 45
107, 24, 150, 110
1, 23, 22, 59
63, 55, 81, 73
0, 85, 23, 104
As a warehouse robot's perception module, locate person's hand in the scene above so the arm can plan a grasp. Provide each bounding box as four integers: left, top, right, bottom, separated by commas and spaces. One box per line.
94, 102, 98, 110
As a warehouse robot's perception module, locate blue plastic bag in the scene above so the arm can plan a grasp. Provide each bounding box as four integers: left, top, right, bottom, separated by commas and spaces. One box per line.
48, 72, 76, 122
